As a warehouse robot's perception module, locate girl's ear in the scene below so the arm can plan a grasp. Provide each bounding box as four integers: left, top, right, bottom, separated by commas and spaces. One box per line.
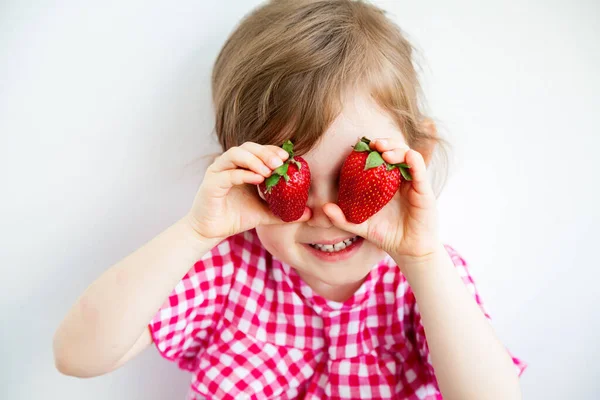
415, 118, 438, 166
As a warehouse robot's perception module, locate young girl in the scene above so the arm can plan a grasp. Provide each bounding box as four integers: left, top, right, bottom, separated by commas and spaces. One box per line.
54, 1, 526, 399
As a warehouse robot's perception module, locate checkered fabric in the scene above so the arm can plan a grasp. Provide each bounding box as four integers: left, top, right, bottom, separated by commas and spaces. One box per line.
149, 229, 526, 399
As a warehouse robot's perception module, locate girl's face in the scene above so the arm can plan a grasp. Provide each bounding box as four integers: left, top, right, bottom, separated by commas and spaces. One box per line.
255, 94, 408, 302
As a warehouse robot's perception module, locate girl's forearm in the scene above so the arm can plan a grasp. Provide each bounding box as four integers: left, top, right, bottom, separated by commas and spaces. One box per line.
53, 216, 221, 377
396, 246, 522, 400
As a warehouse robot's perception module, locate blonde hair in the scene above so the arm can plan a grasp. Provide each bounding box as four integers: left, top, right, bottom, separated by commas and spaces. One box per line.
211, 0, 448, 191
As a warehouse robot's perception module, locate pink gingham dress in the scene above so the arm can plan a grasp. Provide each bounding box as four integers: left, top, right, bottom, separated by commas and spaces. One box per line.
149, 229, 525, 399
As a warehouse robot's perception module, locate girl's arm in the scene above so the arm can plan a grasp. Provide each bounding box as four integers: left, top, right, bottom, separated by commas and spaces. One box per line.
323, 137, 522, 399
53, 142, 297, 378
53, 217, 222, 377
398, 247, 522, 400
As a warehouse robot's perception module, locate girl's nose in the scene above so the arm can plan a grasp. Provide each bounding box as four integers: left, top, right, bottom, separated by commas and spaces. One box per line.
305, 205, 333, 228
305, 183, 337, 228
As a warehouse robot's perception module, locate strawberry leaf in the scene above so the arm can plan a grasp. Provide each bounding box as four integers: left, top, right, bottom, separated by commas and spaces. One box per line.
354, 141, 370, 152
265, 174, 281, 191
293, 160, 302, 170
399, 165, 412, 181
273, 163, 289, 176
387, 163, 412, 180
365, 151, 385, 170
282, 140, 294, 157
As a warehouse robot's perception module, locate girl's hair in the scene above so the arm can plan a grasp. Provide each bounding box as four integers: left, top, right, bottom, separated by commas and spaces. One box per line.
211, 0, 448, 192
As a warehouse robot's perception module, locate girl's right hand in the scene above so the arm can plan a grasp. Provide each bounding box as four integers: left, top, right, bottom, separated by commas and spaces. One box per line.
187, 142, 311, 240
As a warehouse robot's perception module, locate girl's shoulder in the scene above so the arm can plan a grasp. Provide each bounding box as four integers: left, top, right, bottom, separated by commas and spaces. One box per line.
191, 229, 267, 277
214, 229, 268, 262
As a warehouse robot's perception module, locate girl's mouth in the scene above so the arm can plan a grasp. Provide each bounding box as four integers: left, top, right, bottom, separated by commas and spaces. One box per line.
309, 236, 360, 252
303, 236, 364, 262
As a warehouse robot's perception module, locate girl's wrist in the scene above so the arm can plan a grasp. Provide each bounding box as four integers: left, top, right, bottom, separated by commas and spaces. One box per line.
392, 243, 449, 279
180, 214, 225, 248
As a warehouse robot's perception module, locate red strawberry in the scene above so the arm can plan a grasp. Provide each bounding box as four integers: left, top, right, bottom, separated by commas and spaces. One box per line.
258, 140, 311, 222
338, 137, 412, 224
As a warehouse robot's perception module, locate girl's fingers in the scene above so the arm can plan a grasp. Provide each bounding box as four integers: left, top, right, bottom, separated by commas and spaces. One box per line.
263, 145, 291, 161
210, 169, 264, 198
322, 203, 369, 238
369, 139, 432, 195
370, 137, 407, 152
240, 142, 289, 169
211, 146, 273, 177
381, 146, 410, 165
226, 169, 265, 187
404, 149, 433, 196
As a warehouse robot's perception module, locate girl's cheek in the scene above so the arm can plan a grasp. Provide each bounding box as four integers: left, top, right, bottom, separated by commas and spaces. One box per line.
256, 226, 294, 258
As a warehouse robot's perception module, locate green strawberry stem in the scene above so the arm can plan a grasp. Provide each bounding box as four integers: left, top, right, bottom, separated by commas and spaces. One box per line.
282, 141, 294, 157
265, 140, 297, 193
357, 137, 412, 181
354, 140, 370, 152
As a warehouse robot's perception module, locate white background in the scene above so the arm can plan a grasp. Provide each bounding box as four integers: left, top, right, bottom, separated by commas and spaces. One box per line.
1, 0, 599, 399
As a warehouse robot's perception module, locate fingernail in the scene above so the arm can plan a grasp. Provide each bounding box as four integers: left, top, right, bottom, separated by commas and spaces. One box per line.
378, 139, 388, 146
270, 158, 283, 168
278, 150, 289, 159
261, 166, 272, 175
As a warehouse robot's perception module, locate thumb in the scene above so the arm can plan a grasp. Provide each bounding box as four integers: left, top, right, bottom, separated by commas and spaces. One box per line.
322, 203, 370, 238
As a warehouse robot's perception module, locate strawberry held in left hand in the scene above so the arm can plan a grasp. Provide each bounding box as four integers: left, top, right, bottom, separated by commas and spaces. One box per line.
324, 136, 440, 261
338, 137, 412, 224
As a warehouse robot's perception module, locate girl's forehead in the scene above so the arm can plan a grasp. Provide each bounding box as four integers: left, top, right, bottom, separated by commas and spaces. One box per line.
303, 96, 406, 174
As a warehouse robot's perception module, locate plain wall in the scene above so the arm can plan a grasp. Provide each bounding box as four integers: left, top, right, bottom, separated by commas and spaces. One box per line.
1, 0, 599, 399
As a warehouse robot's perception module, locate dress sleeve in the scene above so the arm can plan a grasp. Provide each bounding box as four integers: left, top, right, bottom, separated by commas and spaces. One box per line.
411, 245, 527, 378
148, 239, 235, 371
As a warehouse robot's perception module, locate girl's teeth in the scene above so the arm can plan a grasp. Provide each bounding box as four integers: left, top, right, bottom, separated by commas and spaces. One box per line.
333, 242, 346, 251
311, 237, 358, 253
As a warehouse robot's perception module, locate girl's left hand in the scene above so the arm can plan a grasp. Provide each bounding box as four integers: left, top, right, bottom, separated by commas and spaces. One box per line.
323, 137, 440, 262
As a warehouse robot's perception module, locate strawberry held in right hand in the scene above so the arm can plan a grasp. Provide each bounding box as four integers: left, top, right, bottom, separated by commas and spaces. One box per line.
258, 141, 311, 222
188, 141, 310, 241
